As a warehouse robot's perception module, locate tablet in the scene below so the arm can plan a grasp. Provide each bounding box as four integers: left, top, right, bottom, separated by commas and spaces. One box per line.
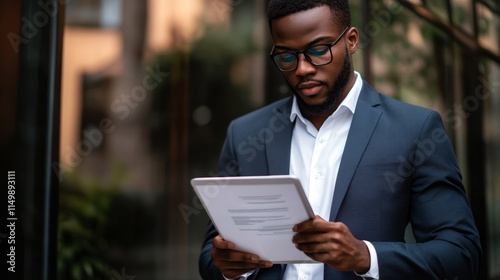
191, 175, 317, 263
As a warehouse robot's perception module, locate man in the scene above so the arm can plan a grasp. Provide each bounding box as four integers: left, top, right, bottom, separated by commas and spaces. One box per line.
199, 1, 481, 279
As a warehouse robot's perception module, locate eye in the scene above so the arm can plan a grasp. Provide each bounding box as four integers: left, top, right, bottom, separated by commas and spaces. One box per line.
279, 52, 297, 63
306, 45, 329, 57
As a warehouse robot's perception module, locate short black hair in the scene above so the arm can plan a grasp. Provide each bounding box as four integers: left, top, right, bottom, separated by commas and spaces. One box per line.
267, 0, 351, 29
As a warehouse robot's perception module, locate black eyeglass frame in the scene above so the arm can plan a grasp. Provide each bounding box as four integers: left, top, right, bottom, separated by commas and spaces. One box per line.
269, 27, 350, 72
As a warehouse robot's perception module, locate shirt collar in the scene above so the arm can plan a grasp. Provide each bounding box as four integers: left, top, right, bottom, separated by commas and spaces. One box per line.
290, 71, 363, 123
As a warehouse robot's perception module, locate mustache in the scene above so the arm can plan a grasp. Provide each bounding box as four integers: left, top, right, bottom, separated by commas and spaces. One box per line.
294, 78, 326, 88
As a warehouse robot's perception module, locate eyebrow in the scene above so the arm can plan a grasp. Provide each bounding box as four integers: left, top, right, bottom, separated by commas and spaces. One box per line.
273, 36, 332, 51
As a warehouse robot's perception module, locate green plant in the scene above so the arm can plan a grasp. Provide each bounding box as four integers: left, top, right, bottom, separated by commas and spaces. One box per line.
57, 165, 125, 280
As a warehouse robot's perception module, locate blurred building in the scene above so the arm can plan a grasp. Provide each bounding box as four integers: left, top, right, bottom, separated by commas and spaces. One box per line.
61, 0, 204, 186
58, 0, 264, 279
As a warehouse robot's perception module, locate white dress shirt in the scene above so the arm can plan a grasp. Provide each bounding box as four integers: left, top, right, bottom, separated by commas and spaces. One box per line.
284, 71, 379, 280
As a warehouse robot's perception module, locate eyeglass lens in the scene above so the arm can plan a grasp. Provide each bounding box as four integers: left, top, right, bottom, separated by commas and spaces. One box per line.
273, 44, 332, 71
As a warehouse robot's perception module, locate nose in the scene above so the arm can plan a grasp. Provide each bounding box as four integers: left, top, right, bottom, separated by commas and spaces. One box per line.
294, 53, 316, 77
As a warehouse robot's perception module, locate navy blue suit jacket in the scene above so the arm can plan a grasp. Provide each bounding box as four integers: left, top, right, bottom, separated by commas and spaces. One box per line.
199, 82, 481, 279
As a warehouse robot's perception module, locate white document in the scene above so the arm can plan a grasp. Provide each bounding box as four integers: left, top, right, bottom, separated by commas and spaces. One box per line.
191, 175, 317, 263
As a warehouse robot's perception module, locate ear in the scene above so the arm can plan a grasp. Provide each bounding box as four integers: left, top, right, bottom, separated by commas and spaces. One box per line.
345, 27, 359, 55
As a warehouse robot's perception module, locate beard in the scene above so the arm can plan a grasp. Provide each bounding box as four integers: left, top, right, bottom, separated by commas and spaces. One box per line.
292, 48, 352, 116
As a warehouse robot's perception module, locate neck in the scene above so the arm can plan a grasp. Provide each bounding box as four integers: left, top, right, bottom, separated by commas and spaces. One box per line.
304, 107, 336, 130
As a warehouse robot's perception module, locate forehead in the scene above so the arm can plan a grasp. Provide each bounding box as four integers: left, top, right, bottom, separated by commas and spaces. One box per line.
270, 5, 340, 48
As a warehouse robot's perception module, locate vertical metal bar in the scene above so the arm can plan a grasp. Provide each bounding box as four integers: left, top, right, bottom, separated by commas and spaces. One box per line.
472, 0, 479, 39
464, 51, 488, 280
42, 1, 64, 279
445, 0, 453, 25
167, 50, 189, 278
15, 0, 64, 279
468, 1, 489, 279
361, 0, 372, 84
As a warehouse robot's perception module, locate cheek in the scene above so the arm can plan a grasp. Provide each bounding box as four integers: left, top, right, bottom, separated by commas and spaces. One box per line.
317, 66, 336, 87
282, 73, 299, 87
323, 61, 344, 85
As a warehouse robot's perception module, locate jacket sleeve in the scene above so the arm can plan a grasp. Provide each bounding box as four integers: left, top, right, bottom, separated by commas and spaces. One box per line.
199, 122, 238, 280
199, 221, 225, 280
199, 120, 287, 280
373, 111, 481, 279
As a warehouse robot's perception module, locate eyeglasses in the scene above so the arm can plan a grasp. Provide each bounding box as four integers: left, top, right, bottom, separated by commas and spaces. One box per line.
270, 27, 349, 72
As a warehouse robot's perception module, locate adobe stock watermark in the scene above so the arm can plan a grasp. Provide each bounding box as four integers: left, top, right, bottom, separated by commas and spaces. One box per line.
178, 161, 241, 224
443, 64, 500, 130
7, 0, 71, 54
237, 107, 292, 162
384, 64, 500, 192
383, 124, 449, 192
110, 267, 136, 280
357, 0, 404, 49
52, 65, 169, 182
178, 105, 293, 223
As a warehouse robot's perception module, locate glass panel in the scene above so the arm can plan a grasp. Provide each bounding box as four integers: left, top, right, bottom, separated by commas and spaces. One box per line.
477, 3, 500, 56
59, 1, 261, 279
1, 0, 64, 278
451, 0, 474, 34
482, 0, 500, 14
66, 0, 121, 28
484, 58, 500, 278
426, 0, 449, 22
369, 0, 446, 113
349, 0, 364, 73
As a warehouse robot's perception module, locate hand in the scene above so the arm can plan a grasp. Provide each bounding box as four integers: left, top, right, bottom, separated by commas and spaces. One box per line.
292, 216, 371, 274
211, 235, 273, 279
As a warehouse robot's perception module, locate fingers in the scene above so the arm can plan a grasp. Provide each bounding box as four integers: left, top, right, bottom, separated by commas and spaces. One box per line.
293, 216, 346, 233
211, 247, 260, 264
292, 218, 343, 260
213, 254, 272, 279
211, 235, 273, 279
294, 240, 332, 253
291, 220, 371, 272
212, 236, 261, 263
292, 219, 352, 250
213, 235, 236, 250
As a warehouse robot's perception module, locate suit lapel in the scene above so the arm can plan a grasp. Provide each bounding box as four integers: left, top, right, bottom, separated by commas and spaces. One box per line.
329, 82, 382, 221
263, 85, 382, 220
266, 98, 294, 175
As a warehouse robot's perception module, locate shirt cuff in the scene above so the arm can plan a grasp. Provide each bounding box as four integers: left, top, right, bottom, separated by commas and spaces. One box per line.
222, 270, 255, 280
354, 241, 379, 280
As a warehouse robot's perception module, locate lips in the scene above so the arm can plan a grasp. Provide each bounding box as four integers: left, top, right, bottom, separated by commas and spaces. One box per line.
297, 81, 323, 97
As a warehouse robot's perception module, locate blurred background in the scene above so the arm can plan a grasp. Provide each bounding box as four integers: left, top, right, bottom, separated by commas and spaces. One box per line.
0, 0, 499, 279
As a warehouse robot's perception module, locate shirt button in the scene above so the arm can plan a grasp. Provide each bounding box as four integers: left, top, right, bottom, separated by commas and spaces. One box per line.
302, 276, 308, 280
315, 173, 320, 179
319, 138, 324, 143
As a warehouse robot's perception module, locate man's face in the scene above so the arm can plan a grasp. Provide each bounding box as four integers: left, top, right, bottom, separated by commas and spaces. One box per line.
270, 5, 356, 116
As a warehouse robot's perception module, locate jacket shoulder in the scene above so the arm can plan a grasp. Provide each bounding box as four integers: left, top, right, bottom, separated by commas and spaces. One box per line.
230, 97, 292, 131
375, 91, 440, 125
